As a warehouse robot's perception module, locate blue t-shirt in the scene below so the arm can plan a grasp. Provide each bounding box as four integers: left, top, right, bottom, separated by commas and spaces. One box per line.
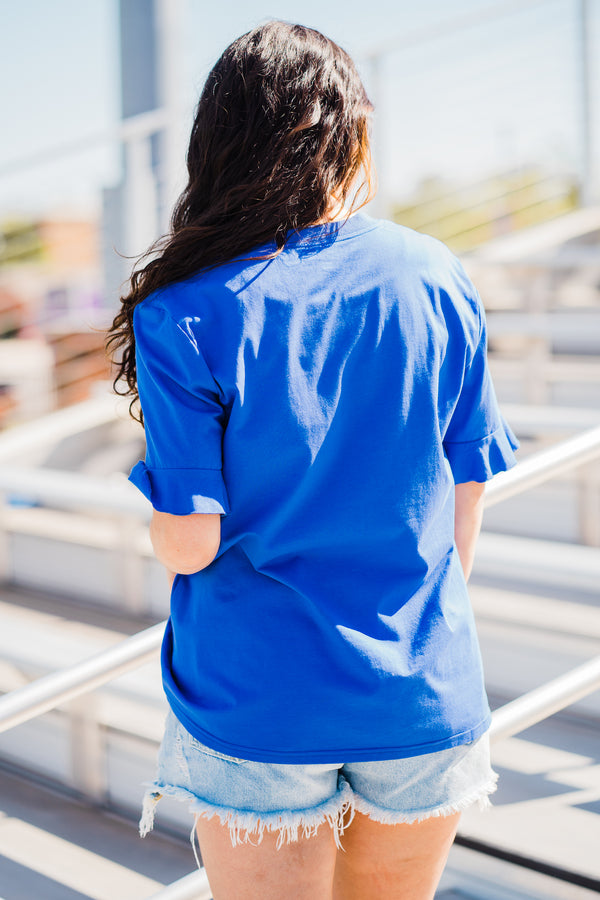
129, 212, 518, 763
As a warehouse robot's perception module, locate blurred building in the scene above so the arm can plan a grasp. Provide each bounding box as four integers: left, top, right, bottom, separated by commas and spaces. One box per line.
0, 215, 111, 425
393, 167, 580, 254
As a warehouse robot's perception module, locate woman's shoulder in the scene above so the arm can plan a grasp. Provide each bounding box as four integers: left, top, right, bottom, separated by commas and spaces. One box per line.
371, 216, 459, 271
362, 216, 476, 300
135, 266, 240, 325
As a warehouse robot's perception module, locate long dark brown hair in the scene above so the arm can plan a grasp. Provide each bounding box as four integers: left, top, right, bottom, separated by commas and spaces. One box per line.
106, 21, 375, 420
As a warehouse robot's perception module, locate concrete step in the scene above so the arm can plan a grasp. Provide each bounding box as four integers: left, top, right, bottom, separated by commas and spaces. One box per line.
440, 844, 600, 900
458, 714, 600, 886
0, 767, 192, 900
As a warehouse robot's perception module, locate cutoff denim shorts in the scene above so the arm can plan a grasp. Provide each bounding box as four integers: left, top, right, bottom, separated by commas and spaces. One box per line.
140, 708, 498, 854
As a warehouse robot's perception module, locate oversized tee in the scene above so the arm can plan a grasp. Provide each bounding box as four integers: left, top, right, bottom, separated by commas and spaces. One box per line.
129, 212, 518, 763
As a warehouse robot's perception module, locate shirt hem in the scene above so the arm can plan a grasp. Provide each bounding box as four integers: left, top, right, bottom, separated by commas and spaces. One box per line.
164, 691, 492, 763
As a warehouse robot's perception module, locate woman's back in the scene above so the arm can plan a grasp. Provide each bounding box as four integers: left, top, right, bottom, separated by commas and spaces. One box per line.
130, 211, 516, 763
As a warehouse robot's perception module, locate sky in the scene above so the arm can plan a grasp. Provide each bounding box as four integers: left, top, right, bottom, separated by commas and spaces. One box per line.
0, 0, 598, 217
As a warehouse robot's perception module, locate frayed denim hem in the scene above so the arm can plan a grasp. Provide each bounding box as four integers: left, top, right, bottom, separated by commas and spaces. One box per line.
351, 771, 499, 826
139, 768, 498, 852
139, 778, 355, 851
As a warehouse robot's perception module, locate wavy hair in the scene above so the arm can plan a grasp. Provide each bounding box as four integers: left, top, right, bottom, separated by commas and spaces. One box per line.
106, 21, 375, 420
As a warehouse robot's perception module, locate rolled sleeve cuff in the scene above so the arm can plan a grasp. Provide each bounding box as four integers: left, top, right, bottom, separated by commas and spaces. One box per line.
444, 420, 519, 484
128, 460, 230, 515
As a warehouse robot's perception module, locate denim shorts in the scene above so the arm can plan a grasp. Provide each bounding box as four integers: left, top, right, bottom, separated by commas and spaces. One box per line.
140, 708, 498, 852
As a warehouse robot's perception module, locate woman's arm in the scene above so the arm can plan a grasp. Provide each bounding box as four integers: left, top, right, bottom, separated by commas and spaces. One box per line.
149, 510, 221, 576
454, 481, 486, 582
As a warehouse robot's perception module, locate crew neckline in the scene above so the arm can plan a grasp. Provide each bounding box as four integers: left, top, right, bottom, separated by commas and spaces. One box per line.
286, 211, 380, 247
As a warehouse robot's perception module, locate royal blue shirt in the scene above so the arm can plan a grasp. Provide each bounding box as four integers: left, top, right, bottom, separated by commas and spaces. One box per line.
129, 212, 518, 762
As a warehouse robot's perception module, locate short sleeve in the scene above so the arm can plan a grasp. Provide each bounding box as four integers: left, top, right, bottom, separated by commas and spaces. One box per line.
128, 297, 230, 515
442, 297, 519, 484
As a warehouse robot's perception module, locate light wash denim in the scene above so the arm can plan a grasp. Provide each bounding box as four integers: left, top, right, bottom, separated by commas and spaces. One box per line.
140, 708, 498, 853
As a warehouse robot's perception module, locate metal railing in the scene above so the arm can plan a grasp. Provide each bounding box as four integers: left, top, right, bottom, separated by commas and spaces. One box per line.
484, 424, 600, 506
0, 622, 163, 734
489, 654, 600, 743
0, 424, 599, 899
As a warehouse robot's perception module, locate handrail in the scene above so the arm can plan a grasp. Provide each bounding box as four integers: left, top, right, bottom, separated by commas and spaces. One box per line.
0, 466, 149, 518
0, 393, 127, 465
146, 870, 211, 900
489, 655, 600, 743
0, 622, 164, 734
0, 108, 169, 179
485, 424, 600, 507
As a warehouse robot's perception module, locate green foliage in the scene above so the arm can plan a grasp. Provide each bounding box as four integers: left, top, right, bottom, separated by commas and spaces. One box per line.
392, 169, 579, 252
0, 220, 45, 266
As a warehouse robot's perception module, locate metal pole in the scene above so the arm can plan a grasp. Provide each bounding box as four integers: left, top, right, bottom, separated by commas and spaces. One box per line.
367, 54, 389, 219
156, 0, 185, 232
123, 135, 160, 258
0, 109, 168, 179
0, 467, 149, 517
577, 0, 593, 205
146, 869, 212, 900
364, 0, 551, 60
0, 622, 165, 734
490, 655, 600, 743
485, 425, 600, 507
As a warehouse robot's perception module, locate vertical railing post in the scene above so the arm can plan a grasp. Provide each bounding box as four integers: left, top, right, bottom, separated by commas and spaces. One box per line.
116, 515, 147, 616
576, 0, 594, 205
69, 694, 107, 803
0, 491, 12, 583
577, 460, 600, 546
524, 266, 552, 405
123, 134, 159, 259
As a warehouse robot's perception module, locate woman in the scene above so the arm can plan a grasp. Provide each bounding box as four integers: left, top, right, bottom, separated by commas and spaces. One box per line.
107, 21, 518, 900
